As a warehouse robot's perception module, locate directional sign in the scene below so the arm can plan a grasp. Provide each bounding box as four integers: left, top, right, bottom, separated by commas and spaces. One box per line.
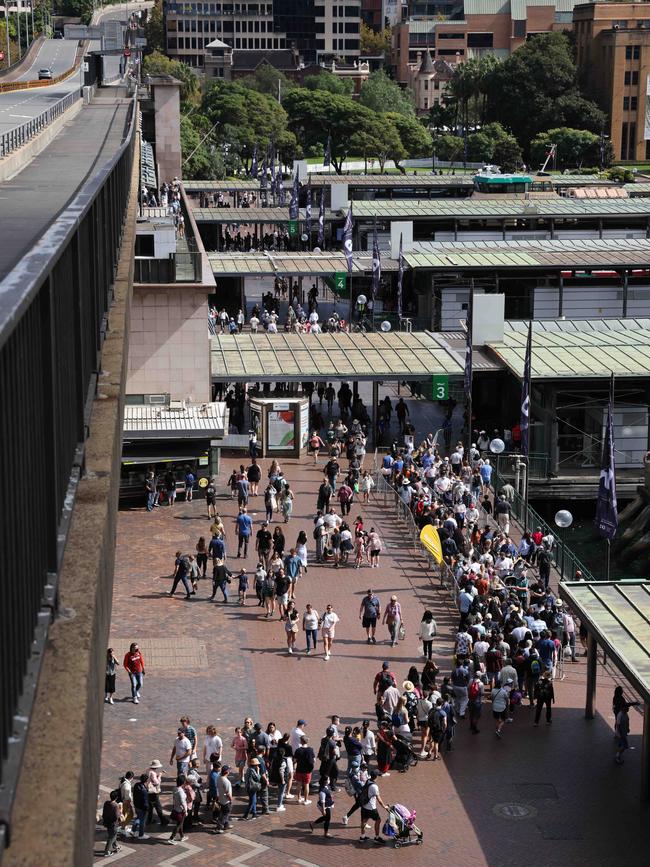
288, 220, 298, 237
334, 272, 346, 293
432, 374, 448, 401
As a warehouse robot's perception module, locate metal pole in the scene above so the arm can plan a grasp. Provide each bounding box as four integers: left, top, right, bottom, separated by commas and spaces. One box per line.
5, 6, 10, 66
606, 371, 615, 581
523, 456, 530, 533
585, 632, 597, 719
17, 8, 22, 59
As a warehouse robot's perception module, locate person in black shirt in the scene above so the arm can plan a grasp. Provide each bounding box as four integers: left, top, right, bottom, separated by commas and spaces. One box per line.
256, 522, 273, 569
293, 736, 316, 804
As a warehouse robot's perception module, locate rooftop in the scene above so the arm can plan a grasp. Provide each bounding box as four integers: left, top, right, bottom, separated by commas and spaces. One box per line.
123, 403, 229, 438
192, 207, 337, 224
207, 251, 400, 276
490, 318, 650, 380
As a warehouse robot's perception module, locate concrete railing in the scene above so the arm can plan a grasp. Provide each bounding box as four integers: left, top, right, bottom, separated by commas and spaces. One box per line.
0, 89, 81, 159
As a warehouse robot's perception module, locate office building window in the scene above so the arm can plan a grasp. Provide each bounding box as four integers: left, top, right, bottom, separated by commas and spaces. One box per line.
626, 45, 640, 59
631, 96, 638, 110
513, 20, 526, 38
467, 32, 493, 48
345, 39, 359, 50
624, 96, 630, 110
624, 70, 639, 85
628, 123, 636, 159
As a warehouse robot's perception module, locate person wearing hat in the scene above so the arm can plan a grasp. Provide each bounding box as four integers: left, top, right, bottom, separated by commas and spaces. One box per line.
382, 595, 403, 647
533, 670, 555, 726
146, 760, 167, 826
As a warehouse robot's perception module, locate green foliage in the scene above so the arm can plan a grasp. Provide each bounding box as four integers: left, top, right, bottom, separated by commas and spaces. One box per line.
180, 115, 223, 179
360, 22, 391, 58
432, 134, 465, 164
359, 69, 414, 117
385, 112, 432, 161
530, 127, 606, 170
467, 131, 494, 163
59, 0, 95, 24
239, 63, 295, 98
445, 54, 500, 131
144, 0, 165, 55
428, 102, 456, 135
604, 166, 634, 183
303, 71, 353, 96
540, 92, 606, 135
143, 52, 199, 105
202, 79, 290, 168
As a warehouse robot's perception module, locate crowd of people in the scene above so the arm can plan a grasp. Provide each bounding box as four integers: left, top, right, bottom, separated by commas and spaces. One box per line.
101, 387, 638, 856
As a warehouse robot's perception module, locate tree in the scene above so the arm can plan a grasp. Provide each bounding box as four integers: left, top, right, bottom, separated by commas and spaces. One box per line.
239, 62, 295, 99
143, 52, 199, 105
432, 134, 464, 165
180, 116, 224, 179
284, 88, 384, 173
144, 0, 165, 55
202, 80, 289, 169
360, 22, 391, 58
386, 112, 433, 162
428, 102, 456, 135
539, 92, 606, 136
303, 71, 354, 96
530, 128, 603, 170
359, 69, 415, 117
467, 131, 495, 163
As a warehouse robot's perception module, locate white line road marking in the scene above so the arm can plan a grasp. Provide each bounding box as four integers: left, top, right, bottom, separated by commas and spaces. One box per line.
294, 860, 321, 867
9, 114, 32, 119
158, 838, 203, 866
226, 834, 270, 866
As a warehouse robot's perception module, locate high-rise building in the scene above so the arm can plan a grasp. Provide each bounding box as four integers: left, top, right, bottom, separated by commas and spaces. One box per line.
163, 0, 361, 69
574, 2, 650, 161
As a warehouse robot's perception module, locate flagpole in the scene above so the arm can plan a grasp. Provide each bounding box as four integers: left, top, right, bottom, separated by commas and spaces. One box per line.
522, 320, 532, 533
467, 281, 474, 462
606, 370, 615, 581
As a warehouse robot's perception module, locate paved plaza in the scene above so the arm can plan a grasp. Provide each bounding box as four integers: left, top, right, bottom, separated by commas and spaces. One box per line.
97, 437, 646, 866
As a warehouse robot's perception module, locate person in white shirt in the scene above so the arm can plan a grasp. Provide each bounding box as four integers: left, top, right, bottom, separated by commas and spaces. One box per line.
202, 725, 223, 772
249, 315, 259, 333
290, 721, 307, 752
360, 720, 376, 761
320, 604, 340, 660
170, 730, 192, 775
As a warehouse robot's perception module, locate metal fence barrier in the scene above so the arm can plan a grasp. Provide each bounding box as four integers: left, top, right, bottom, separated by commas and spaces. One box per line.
0, 95, 137, 850
0, 89, 81, 159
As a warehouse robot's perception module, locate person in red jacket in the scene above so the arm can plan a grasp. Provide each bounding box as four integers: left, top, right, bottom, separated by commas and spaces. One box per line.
123, 643, 146, 704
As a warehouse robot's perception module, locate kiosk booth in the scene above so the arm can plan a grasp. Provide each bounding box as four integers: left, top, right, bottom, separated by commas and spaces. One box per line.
249, 396, 310, 458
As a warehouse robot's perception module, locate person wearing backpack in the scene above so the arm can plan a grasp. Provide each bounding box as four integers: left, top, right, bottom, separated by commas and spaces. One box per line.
491, 682, 511, 739
468, 673, 484, 734
427, 699, 447, 760
525, 649, 542, 707
358, 770, 387, 845
533, 671, 555, 725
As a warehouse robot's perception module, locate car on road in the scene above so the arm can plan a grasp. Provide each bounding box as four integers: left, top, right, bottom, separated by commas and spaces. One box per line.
38, 68, 53, 80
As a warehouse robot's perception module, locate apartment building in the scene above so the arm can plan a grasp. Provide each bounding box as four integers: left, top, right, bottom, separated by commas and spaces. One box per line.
392, 0, 577, 84
164, 0, 361, 69
574, 2, 650, 161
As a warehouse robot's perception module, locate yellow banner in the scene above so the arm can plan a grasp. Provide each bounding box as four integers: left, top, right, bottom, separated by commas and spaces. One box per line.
420, 525, 443, 564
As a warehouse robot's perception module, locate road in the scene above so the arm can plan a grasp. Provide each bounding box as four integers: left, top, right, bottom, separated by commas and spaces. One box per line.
12, 37, 79, 82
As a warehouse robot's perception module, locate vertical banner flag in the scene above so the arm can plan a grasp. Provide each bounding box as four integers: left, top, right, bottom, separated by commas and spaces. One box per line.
464, 290, 473, 401
289, 167, 299, 219
397, 233, 404, 319
520, 320, 533, 457
324, 134, 331, 168
250, 144, 258, 179
371, 219, 381, 304
260, 156, 267, 190
305, 181, 312, 239
595, 374, 618, 539
317, 189, 325, 246
277, 164, 286, 205
269, 143, 275, 196
343, 204, 354, 276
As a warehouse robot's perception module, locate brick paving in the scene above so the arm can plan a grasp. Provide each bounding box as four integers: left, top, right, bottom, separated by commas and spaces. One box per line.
98, 444, 646, 867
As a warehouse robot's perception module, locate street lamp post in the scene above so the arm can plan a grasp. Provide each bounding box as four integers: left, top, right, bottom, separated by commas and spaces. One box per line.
554, 509, 573, 581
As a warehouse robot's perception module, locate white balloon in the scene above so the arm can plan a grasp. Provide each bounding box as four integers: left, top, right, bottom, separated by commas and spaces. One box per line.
357, 294, 367, 306
489, 438, 505, 454
380, 320, 391, 332
554, 509, 573, 529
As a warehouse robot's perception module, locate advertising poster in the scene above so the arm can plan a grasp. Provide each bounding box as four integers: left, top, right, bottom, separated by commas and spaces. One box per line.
268, 410, 295, 450
300, 402, 310, 448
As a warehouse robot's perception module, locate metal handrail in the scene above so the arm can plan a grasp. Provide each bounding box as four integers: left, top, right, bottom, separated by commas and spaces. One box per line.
0, 88, 81, 160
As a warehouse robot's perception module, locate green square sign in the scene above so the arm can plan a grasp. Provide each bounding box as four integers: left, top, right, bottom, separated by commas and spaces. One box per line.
334, 272, 346, 293
432, 374, 448, 400
288, 220, 299, 237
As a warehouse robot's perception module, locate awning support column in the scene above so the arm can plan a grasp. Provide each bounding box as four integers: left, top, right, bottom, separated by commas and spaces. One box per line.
372, 380, 378, 448
641, 702, 650, 801
585, 632, 597, 719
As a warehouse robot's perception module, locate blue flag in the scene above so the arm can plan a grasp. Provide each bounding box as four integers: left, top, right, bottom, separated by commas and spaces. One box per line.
259, 156, 267, 190
276, 164, 286, 205
317, 189, 325, 246
595, 375, 618, 540
520, 320, 532, 456
250, 144, 258, 179
269, 144, 275, 195
397, 233, 404, 319
343, 203, 353, 276
289, 167, 299, 220
371, 220, 381, 304
324, 134, 331, 168
305, 182, 312, 240
464, 290, 473, 400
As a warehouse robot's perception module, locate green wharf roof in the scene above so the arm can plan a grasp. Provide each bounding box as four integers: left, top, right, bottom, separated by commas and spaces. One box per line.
490, 318, 650, 380
559, 581, 650, 703
210, 331, 464, 382
207, 252, 400, 276
192, 207, 337, 224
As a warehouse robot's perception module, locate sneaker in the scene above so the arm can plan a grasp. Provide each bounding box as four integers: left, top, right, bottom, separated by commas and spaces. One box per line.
133, 697, 139, 704
342, 815, 349, 825
418, 751, 428, 758
359, 835, 368, 841
288, 647, 293, 654
380, 772, 390, 777
166, 839, 177, 845
325, 654, 330, 661
298, 796, 304, 803
367, 638, 371, 644
136, 692, 141, 699
371, 637, 376, 644
374, 837, 386, 846
533, 723, 539, 727
285, 794, 295, 800
276, 805, 286, 812
109, 697, 114, 705
495, 730, 502, 738
306, 649, 311, 655
138, 834, 150, 840
303, 799, 312, 805
104, 696, 109, 703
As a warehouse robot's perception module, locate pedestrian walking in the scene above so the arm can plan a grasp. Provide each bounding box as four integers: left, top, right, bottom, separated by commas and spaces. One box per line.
166, 776, 188, 844
146, 760, 167, 826
303, 603, 320, 655
236, 507, 253, 557
105, 648, 118, 705
123, 643, 145, 704
359, 589, 381, 644
358, 770, 387, 845
213, 765, 233, 832
418, 611, 437, 660
320, 604, 339, 660
468, 673, 484, 734
492, 682, 511, 739
533, 670, 555, 726
310, 776, 334, 837
101, 790, 123, 857
382, 595, 402, 647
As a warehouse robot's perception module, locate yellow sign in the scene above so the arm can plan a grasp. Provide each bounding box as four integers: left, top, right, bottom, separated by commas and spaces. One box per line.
420, 525, 443, 564
198, 477, 209, 488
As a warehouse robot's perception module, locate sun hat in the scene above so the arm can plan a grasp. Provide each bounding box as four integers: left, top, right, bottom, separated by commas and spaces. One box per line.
403, 680, 415, 691
150, 759, 163, 769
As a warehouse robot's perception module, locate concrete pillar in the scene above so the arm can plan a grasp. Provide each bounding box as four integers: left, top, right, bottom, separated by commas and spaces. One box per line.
330, 183, 349, 210
585, 632, 597, 719
150, 77, 182, 183
390, 221, 414, 259
643, 701, 650, 800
